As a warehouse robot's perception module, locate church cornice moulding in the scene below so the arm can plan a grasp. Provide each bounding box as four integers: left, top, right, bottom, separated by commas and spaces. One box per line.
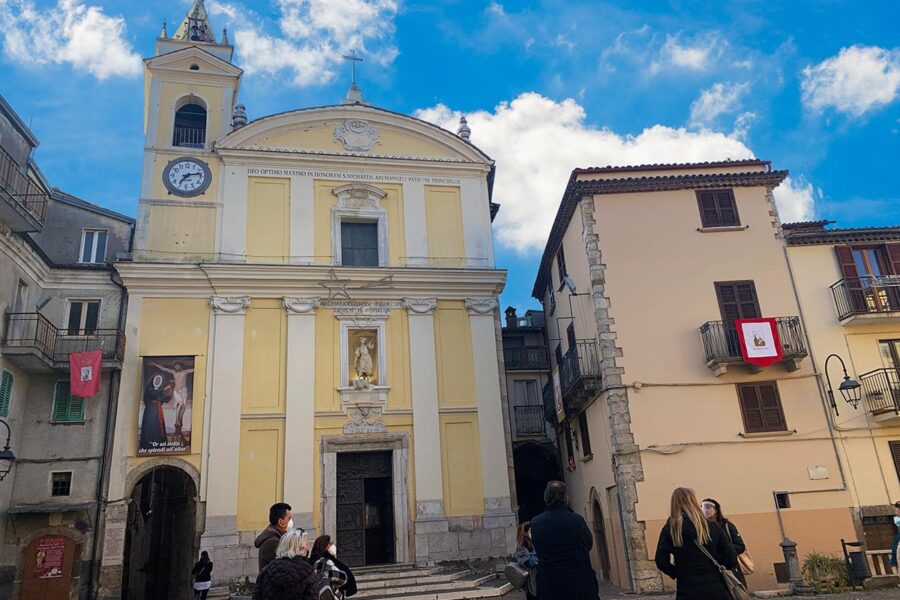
210, 295, 251, 314
465, 297, 498, 315
403, 297, 438, 315
283, 297, 320, 314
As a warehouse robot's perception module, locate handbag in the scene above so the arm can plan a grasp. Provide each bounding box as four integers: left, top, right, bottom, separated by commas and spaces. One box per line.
504, 561, 529, 589
694, 540, 750, 600
723, 521, 755, 576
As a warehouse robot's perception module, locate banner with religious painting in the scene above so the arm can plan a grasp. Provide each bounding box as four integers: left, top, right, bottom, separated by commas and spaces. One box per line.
735, 318, 783, 368
137, 356, 195, 455
553, 368, 565, 423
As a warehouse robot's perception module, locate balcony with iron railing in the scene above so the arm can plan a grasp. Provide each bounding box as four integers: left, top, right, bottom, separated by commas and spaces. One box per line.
699, 316, 807, 376
832, 276, 900, 323
514, 405, 546, 436
503, 346, 550, 371
861, 368, 900, 423
173, 126, 206, 149
1, 312, 125, 373
0, 146, 47, 231
558, 339, 603, 413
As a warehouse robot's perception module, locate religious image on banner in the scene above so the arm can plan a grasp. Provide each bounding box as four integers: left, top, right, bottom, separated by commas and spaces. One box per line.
138, 356, 195, 455
553, 368, 565, 423
735, 318, 783, 368
69, 350, 102, 398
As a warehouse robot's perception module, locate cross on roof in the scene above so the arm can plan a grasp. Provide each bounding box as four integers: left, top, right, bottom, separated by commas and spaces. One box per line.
342, 50, 363, 85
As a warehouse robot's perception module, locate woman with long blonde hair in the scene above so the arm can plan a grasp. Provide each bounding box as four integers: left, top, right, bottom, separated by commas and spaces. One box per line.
654, 487, 737, 600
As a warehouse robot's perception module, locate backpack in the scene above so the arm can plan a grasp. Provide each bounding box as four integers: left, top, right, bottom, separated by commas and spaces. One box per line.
314, 558, 337, 600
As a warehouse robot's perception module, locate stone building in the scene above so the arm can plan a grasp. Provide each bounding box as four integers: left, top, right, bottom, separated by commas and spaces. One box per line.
0, 94, 133, 600
95, 2, 516, 598
532, 160, 857, 592
500, 307, 560, 522
785, 220, 900, 564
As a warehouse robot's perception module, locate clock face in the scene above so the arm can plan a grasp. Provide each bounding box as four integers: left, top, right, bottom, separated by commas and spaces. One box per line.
163, 158, 211, 197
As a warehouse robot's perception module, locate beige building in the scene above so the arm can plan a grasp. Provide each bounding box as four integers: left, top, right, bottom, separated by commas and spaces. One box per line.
532, 160, 856, 592
785, 221, 900, 559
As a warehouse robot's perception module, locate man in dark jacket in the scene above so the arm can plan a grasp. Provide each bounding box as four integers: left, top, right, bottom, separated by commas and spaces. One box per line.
255, 502, 292, 571
530, 481, 600, 600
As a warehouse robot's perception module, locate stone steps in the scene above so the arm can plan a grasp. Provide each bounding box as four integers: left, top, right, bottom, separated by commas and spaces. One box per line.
352, 566, 514, 600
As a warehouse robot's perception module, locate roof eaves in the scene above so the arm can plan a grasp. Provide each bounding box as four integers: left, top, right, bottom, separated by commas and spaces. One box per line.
51, 189, 136, 224
0, 93, 39, 147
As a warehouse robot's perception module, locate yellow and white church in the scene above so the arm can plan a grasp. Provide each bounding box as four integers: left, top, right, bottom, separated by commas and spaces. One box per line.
96, 2, 515, 598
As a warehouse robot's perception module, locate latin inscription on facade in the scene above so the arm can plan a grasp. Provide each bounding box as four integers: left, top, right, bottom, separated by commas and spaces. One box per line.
246, 167, 461, 185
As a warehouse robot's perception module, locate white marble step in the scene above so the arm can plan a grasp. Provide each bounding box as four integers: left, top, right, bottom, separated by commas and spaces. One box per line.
354, 573, 514, 600
357, 569, 471, 590
356, 566, 445, 582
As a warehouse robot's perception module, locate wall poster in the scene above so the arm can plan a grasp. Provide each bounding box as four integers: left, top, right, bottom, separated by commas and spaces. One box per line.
138, 356, 195, 455
32, 536, 66, 579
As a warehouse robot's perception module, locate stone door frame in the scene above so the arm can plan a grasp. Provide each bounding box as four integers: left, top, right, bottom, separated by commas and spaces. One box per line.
321, 433, 410, 564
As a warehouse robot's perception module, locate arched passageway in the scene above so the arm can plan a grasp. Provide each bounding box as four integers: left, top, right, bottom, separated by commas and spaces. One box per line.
513, 442, 562, 523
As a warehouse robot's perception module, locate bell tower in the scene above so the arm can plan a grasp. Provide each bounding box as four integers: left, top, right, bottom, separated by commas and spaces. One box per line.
135, 0, 243, 260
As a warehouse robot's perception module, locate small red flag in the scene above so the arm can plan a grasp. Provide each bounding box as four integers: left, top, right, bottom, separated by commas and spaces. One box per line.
69, 351, 102, 398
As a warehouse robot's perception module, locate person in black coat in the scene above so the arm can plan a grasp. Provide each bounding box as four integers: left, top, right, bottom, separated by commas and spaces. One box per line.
310, 535, 357, 598
191, 551, 213, 600
530, 480, 599, 600
254, 530, 319, 600
703, 498, 748, 586
655, 487, 738, 600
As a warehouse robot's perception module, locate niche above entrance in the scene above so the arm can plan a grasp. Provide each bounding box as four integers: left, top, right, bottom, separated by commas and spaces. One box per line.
333, 300, 392, 412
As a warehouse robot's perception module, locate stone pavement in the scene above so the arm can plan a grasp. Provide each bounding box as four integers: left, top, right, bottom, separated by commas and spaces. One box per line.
507, 582, 900, 599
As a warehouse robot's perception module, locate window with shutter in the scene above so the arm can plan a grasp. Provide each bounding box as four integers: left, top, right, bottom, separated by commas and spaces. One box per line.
556, 247, 568, 286
51, 381, 84, 423
890, 441, 900, 483
716, 281, 761, 355
737, 382, 787, 433
578, 412, 593, 457
696, 189, 740, 228
0, 370, 12, 418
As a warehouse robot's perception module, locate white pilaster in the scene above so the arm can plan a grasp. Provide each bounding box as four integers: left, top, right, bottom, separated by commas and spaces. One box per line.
290, 176, 315, 264
466, 298, 511, 503
461, 178, 492, 268
220, 167, 248, 261
404, 298, 444, 512
403, 182, 428, 267
205, 296, 250, 524
283, 297, 318, 528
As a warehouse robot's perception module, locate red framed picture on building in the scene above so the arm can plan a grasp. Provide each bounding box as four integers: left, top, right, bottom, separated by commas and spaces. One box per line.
735, 318, 783, 367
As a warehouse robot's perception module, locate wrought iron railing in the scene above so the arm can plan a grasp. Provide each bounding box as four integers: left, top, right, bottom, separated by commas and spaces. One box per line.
2, 312, 125, 363
699, 316, 807, 364
831, 276, 900, 320
514, 406, 546, 435
559, 340, 602, 397
173, 126, 206, 148
0, 146, 47, 222
861, 368, 900, 415
503, 346, 549, 371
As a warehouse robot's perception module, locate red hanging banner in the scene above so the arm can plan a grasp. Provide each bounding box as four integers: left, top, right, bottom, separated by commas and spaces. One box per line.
69, 351, 102, 398
735, 318, 783, 368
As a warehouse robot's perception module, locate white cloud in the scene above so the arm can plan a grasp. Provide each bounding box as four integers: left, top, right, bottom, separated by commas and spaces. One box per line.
0, 0, 140, 79
690, 82, 749, 128
416, 93, 756, 252
654, 33, 724, 73
773, 176, 818, 223
208, 0, 399, 86
801, 45, 900, 117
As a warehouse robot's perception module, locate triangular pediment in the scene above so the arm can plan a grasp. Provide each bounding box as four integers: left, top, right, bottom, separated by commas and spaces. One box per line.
219, 105, 491, 164
146, 46, 242, 78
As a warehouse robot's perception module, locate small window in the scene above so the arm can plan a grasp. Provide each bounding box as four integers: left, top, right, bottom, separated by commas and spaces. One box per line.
774, 492, 791, 509
341, 221, 379, 267
889, 441, 900, 483
0, 370, 12, 418
737, 382, 787, 433
51, 381, 84, 423
51, 472, 72, 497
556, 246, 568, 287
554, 343, 562, 368
578, 412, 593, 457
514, 380, 540, 405
173, 102, 207, 148
67, 301, 100, 335
547, 284, 556, 315
80, 229, 108, 264
564, 423, 575, 465
696, 189, 740, 228
566, 323, 576, 352
189, 64, 200, 71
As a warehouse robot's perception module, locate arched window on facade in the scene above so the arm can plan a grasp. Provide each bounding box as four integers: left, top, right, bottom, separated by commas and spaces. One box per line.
173, 102, 207, 148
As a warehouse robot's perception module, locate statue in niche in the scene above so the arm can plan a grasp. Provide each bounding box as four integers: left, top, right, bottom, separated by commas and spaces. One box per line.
353, 335, 376, 389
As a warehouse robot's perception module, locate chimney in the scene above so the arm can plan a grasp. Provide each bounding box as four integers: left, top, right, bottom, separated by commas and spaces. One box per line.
505, 306, 518, 328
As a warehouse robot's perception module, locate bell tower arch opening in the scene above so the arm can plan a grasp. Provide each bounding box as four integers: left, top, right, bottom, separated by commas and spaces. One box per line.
173, 97, 208, 149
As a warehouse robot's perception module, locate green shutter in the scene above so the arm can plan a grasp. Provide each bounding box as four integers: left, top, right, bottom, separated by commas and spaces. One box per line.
52, 381, 83, 423
0, 370, 12, 417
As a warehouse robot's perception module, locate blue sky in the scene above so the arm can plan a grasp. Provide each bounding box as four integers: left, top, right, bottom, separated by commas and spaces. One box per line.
1, 0, 898, 310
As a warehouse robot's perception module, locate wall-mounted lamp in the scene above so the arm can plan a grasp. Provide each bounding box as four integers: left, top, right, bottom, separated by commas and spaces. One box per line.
0, 419, 15, 482
824, 353, 862, 416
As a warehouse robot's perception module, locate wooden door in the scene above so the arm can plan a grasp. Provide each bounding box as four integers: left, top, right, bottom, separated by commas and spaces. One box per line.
336, 452, 394, 566
20, 535, 77, 600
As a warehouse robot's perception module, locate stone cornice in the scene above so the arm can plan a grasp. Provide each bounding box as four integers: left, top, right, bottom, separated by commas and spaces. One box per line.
114, 262, 506, 298
465, 297, 498, 315
283, 297, 320, 314
0, 229, 117, 291
210, 295, 251, 314
532, 169, 788, 298
785, 227, 900, 246
403, 297, 437, 315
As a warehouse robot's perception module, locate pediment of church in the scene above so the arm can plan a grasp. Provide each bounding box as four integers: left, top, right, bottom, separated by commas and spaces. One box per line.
146, 46, 242, 77
218, 106, 491, 164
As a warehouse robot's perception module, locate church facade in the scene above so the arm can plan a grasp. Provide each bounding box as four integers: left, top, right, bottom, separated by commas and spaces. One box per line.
96, 3, 516, 598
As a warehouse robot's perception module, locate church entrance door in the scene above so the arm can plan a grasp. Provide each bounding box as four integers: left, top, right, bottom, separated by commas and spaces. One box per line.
336, 451, 395, 566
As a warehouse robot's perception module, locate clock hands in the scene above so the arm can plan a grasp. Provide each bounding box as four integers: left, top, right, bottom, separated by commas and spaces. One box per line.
178, 171, 202, 184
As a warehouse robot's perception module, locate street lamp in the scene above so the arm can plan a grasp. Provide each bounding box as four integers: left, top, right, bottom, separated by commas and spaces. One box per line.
824, 353, 862, 416
0, 419, 14, 481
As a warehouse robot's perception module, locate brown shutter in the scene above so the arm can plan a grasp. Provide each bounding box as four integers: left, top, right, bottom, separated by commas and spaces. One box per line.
738, 382, 787, 433
890, 441, 900, 483
835, 246, 866, 312
716, 281, 761, 322
698, 191, 720, 227
835, 246, 859, 279
715, 190, 739, 226
885, 244, 900, 308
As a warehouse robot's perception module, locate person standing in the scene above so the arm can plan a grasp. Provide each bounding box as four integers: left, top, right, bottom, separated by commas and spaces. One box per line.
310, 535, 357, 599
891, 501, 900, 569
702, 498, 748, 586
191, 551, 213, 600
253, 529, 318, 600
255, 503, 293, 571
513, 522, 538, 600
530, 481, 599, 600
655, 487, 737, 600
